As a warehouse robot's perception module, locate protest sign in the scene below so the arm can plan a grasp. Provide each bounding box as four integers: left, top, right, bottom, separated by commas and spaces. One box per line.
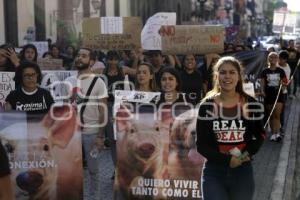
273, 12, 285, 33
283, 12, 297, 34
82, 17, 142, 50
38, 58, 64, 70
113, 97, 204, 199
243, 82, 255, 98
0, 108, 83, 200
141, 12, 177, 50
41, 70, 77, 101
273, 11, 298, 34
233, 50, 268, 102
30, 41, 49, 58
0, 72, 15, 111
161, 25, 224, 55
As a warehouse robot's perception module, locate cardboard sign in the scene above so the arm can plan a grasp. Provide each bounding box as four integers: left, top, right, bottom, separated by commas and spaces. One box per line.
141, 12, 177, 50
0, 72, 15, 111
161, 25, 224, 55
82, 17, 142, 50
38, 58, 64, 70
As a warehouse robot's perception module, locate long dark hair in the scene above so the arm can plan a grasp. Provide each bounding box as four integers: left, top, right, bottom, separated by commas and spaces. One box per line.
160, 67, 182, 92
204, 56, 248, 100
135, 62, 157, 91
103, 50, 124, 77
14, 61, 42, 88
20, 44, 38, 62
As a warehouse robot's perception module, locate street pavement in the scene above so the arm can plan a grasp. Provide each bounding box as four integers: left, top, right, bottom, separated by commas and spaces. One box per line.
84, 92, 300, 200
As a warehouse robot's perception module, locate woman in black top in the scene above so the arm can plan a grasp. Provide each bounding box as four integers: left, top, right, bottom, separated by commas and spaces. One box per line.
0, 140, 14, 200
196, 56, 265, 200
180, 54, 204, 105
19, 44, 38, 62
5, 61, 54, 119
261, 52, 287, 142
156, 67, 187, 107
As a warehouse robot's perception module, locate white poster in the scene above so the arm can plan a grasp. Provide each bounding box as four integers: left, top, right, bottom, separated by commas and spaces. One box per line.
100, 17, 123, 34
41, 71, 78, 102
0, 72, 15, 111
30, 41, 49, 58
141, 12, 177, 50
243, 82, 255, 98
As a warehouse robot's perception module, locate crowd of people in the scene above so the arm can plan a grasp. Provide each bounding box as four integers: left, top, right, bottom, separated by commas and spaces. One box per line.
0, 37, 299, 200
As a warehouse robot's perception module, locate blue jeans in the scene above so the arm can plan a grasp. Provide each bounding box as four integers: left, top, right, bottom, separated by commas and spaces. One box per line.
201, 161, 254, 200
82, 133, 101, 200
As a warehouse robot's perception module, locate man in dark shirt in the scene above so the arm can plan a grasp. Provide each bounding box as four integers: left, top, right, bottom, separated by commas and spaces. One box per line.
0, 141, 14, 200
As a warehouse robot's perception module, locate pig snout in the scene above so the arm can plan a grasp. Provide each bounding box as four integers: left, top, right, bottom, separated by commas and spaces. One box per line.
137, 143, 155, 159
16, 171, 43, 194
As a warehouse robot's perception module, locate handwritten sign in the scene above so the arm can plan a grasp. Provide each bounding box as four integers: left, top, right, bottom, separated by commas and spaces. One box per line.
38, 58, 64, 70
101, 17, 123, 34
0, 72, 15, 110
82, 17, 142, 50
243, 82, 255, 98
141, 12, 176, 50
161, 25, 224, 55
41, 70, 77, 101
283, 12, 297, 34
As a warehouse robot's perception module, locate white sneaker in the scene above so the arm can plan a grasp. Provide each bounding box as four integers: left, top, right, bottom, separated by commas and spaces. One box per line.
275, 133, 282, 142
270, 134, 277, 141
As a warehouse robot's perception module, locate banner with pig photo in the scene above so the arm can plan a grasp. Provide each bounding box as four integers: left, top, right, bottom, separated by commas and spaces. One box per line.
113, 101, 205, 200
0, 106, 83, 200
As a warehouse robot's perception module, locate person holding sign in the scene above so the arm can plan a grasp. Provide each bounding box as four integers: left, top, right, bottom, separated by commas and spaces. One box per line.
5, 61, 54, 118
196, 56, 265, 200
0, 140, 15, 200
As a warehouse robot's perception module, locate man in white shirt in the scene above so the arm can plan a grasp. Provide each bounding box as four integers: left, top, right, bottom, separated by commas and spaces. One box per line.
65, 48, 108, 200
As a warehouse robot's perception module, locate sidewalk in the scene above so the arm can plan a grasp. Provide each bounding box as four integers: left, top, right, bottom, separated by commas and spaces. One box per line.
253, 91, 300, 200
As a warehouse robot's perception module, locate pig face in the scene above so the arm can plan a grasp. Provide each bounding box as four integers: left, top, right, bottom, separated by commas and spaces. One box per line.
116, 107, 171, 175
0, 105, 77, 200
115, 106, 171, 197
